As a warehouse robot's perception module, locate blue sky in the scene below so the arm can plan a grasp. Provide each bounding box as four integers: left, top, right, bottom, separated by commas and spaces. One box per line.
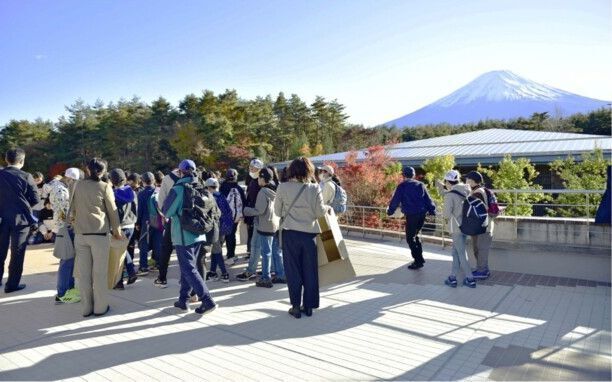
0, 0, 610, 127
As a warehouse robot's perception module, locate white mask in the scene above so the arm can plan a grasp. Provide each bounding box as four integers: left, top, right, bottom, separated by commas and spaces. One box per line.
249, 171, 259, 179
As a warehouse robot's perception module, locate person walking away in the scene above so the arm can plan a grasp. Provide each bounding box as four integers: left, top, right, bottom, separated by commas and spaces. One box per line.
48, 167, 81, 304
0, 148, 40, 293
464, 171, 496, 280
274, 157, 328, 318
220, 168, 246, 264
153, 167, 180, 288
162, 159, 217, 315
109, 168, 138, 289
442, 170, 476, 288
204, 178, 232, 283
136, 172, 156, 275
244, 158, 264, 258
69, 158, 123, 317
244, 168, 283, 288
387, 166, 436, 270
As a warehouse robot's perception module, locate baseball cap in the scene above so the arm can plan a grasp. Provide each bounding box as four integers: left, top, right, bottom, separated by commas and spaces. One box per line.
320, 164, 334, 175
226, 168, 238, 180
444, 170, 461, 182
250, 158, 264, 169
64, 167, 80, 180
464, 171, 483, 184
205, 178, 219, 188
402, 166, 415, 178
179, 159, 196, 172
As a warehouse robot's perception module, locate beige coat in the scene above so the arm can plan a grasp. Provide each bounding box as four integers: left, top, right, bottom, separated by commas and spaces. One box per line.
69, 179, 121, 236
274, 180, 328, 234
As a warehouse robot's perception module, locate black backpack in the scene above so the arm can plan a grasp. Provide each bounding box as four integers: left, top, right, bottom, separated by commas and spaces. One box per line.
450, 190, 488, 235
179, 181, 220, 243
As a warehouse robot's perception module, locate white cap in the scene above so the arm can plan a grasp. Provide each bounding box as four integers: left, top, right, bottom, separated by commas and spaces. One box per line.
444, 170, 461, 182
205, 178, 219, 188
250, 159, 264, 169
320, 164, 334, 175
65, 167, 81, 180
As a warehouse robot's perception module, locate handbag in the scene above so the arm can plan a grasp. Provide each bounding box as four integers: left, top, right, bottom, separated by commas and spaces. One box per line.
53, 226, 75, 260
278, 184, 307, 246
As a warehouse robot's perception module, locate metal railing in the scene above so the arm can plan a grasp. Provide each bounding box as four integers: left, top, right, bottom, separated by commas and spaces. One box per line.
337, 189, 608, 249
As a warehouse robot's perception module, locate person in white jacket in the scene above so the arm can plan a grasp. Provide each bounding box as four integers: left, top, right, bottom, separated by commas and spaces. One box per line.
318, 165, 337, 207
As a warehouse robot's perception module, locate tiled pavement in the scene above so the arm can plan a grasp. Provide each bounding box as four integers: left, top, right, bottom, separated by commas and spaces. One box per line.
0, 237, 610, 381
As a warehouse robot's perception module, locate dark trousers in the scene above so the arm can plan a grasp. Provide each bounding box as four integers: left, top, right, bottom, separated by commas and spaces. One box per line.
127, 227, 139, 259
158, 220, 173, 282
0, 222, 30, 289
196, 245, 207, 279
246, 223, 254, 254
225, 222, 239, 259
405, 213, 426, 265
176, 242, 213, 306
282, 230, 319, 309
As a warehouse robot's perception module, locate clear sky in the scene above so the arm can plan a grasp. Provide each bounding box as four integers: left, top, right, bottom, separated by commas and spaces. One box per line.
0, 0, 610, 127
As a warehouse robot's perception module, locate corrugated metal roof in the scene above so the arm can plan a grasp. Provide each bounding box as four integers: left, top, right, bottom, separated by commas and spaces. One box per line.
307, 129, 612, 164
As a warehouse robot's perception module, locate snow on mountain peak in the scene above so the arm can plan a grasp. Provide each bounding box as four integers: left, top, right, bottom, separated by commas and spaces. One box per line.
435, 70, 572, 107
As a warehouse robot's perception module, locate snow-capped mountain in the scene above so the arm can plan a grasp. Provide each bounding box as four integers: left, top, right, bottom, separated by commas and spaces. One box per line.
385, 70, 609, 128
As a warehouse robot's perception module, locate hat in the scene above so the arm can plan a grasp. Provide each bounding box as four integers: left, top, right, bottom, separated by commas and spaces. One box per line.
464, 171, 483, 184
320, 165, 334, 175
444, 170, 461, 182
64, 167, 80, 180
109, 168, 126, 185
250, 159, 264, 169
259, 167, 274, 183
402, 166, 415, 178
142, 172, 155, 184
226, 168, 238, 181
179, 159, 196, 172
205, 178, 219, 188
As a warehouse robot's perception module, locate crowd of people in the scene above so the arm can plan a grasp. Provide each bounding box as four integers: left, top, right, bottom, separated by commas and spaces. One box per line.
0, 146, 497, 320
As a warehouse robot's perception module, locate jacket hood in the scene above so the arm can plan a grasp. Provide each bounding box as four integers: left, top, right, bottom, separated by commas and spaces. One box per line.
114, 185, 135, 203
451, 183, 471, 197
261, 187, 276, 198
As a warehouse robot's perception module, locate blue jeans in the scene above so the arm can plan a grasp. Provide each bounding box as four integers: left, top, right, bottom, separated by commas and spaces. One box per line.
56, 228, 75, 297
139, 224, 162, 269
260, 234, 273, 280
121, 228, 136, 278
450, 232, 473, 279
272, 232, 284, 279
246, 227, 261, 274
176, 242, 213, 306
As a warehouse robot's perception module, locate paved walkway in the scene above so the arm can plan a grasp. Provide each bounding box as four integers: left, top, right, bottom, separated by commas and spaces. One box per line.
0, 237, 610, 381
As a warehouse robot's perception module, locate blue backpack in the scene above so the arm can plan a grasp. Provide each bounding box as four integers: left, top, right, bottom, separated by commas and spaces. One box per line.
450, 190, 488, 235
213, 192, 234, 237
331, 183, 348, 214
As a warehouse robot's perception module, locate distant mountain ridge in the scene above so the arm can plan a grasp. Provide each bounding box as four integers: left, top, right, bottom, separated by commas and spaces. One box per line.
385, 70, 609, 128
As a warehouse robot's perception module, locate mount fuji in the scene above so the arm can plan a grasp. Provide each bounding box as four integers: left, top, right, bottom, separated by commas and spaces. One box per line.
385, 70, 609, 128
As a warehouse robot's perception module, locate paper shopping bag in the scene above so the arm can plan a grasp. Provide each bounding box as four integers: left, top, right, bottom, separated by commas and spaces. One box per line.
107, 236, 129, 289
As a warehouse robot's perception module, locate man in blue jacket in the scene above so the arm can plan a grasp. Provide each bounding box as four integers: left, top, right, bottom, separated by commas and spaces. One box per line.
387, 166, 436, 270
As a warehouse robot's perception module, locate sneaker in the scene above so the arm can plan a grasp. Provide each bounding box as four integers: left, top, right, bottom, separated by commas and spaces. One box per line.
407, 262, 424, 270
256, 279, 273, 288
205, 271, 218, 281
148, 259, 157, 268
195, 302, 217, 315
271, 277, 286, 284
472, 270, 490, 280
463, 278, 477, 288
127, 275, 138, 285
232, 257, 240, 265
173, 300, 188, 311
153, 278, 167, 288
444, 276, 458, 288
221, 274, 230, 283
61, 288, 81, 303
236, 272, 255, 282
137, 268, 149, 276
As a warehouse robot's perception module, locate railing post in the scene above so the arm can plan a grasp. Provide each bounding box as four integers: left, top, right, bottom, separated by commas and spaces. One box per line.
379, 210, 383, 239
514, 188, 519, 244
361, 206, 365, 238
586, 193, 590, 246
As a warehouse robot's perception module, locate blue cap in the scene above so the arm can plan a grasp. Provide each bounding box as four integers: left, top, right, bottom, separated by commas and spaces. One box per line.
179, 159, 196, 172
402, 166, 415, 178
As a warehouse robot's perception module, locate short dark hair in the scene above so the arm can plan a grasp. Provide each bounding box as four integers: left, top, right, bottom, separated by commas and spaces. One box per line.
259, 168, 274, 183
87, 158, 108, 182
109, 168, 127, 187
127, 172, 141, 183
5, 148, 25, 165
287, 157, 315, 182
154, 171, 164, 185
142, 172, 154, 185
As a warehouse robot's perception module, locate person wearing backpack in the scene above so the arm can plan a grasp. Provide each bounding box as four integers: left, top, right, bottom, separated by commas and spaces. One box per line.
162, 159, 217, 315
154, 168, 180, 288
135, 172, 156, 275
464, 171, 496, 280
442, 170, 477, 288
319, 165, 348, 214
220, 168, 246, 264
244, 158, 264, 259
244, 168, 284, 288
109, 168, 138, 290
204, 177, 232, 283
387, 166, 436, 270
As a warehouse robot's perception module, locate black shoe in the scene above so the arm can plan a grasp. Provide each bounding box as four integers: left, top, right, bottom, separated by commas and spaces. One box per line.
4, 284, 26, 293
300, 306, 313, 317
407, 263, 424, 270
83, 311, 94, 318
174, 300, 188, 311
127, 275, 138, 285
271, 277, 287, 284
94, 306, 110, 316
113, 281, 125, 290
288, 306, 301, 319
195, 302, 217, 315
256, 279, 273, 288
